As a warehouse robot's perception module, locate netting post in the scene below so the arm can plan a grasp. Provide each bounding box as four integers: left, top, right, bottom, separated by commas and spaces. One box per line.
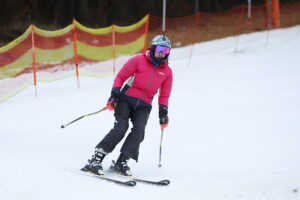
265, 0, 273, 49
267, 0, 273, 29
247, 0, 253, 24
187, 1, 200, 68
162, 0, 167, 34
112, 25, 116, 76
265, 0, 280, 28
72, 19, 80, 88
234, 6, 245, 54
272, 0, 280, 28
31, 25, 37, 97
142, 14, 150, 54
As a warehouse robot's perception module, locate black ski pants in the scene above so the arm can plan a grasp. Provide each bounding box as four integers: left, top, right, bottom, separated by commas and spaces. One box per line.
96, 98, 151, 161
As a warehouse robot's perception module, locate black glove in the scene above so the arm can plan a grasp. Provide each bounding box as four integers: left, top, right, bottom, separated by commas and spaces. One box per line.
106, 87, 120, 110
159, 105, 169, 126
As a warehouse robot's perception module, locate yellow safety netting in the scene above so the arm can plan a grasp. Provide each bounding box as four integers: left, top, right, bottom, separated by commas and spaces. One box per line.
0, 15, 149, 103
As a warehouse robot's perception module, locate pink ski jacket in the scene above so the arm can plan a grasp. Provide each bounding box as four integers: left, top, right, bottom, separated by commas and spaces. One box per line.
112, 53, 173, 107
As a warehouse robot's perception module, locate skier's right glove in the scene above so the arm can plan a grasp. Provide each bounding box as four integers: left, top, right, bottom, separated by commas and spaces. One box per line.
106, 87, 120, 110
159, 105, 169, 129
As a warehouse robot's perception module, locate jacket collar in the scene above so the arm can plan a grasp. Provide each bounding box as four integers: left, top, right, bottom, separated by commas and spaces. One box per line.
145, 50, 168, 68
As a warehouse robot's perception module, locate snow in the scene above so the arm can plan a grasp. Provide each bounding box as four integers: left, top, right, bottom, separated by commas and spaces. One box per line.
1, 25, 300, 200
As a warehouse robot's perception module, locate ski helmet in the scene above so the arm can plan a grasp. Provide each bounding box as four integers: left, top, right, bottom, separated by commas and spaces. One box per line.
149, 35, 171, 67
151, 35, 172, 48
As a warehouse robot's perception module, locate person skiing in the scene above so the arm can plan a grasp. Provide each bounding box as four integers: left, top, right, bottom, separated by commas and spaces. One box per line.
82, 35, 173, 176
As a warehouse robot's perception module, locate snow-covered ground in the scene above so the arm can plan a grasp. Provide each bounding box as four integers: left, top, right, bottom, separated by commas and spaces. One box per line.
1, 26, 300, 200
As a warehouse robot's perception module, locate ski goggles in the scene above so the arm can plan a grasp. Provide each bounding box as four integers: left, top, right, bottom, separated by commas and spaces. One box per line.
155, 45, 170, 55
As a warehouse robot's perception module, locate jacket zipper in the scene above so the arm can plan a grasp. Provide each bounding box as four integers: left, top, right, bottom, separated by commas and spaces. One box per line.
134, 68, 155, 110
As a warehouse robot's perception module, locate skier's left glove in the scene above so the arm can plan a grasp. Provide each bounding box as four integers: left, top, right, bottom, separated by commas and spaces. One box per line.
106, 87, 120, 110
159, 104, 169, 129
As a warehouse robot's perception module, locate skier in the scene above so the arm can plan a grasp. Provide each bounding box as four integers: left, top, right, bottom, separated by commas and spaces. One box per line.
82, 35, 173, 176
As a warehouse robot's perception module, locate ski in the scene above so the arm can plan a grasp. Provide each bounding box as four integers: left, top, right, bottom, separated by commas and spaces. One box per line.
80, 170, 136, 187
106, 170, 170, 186
132, 178, 170, 186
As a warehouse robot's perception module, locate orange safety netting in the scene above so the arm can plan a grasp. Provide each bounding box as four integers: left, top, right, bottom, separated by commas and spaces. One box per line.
148, 2, 300, 47
148, 5, 269, 47
0, 15, 149, 102
0, 27, 32, 102
280, 2, 300, 28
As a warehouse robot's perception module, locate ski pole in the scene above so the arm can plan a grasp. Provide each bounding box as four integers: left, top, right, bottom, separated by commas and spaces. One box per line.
158, 127, 164, 168
61, 107, 107, 128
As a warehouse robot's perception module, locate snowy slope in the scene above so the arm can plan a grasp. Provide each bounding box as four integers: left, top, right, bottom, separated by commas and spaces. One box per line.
1, 26, 300, 200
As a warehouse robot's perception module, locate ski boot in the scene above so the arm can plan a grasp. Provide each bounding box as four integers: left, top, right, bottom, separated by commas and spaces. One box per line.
109, 153, 132, 176
81, 148, 107, 176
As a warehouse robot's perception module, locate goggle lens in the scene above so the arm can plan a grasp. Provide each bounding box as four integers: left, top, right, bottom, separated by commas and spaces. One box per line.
155, 45, 170, 55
